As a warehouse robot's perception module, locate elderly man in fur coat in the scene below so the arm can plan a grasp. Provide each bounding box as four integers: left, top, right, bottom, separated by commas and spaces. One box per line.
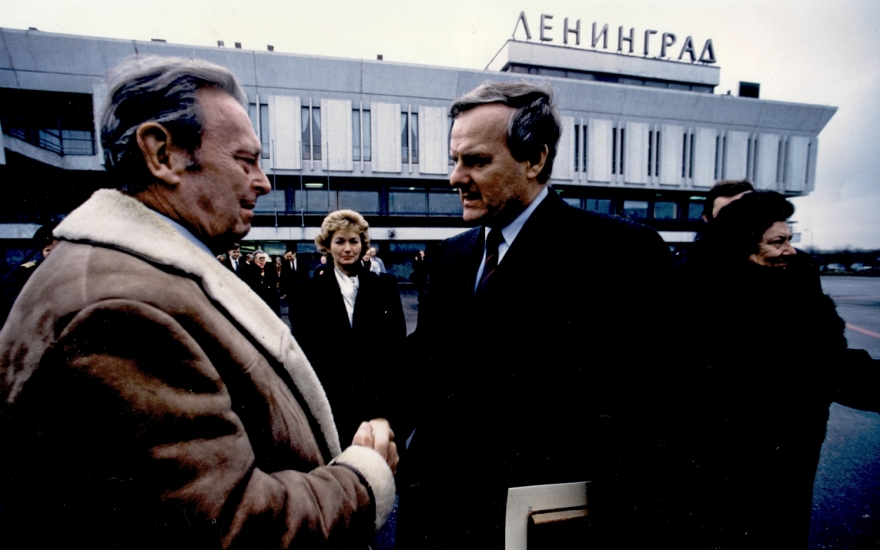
0, 56, 397, 550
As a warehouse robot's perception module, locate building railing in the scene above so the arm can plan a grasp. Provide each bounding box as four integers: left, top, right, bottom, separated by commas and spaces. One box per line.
2, 116, 96, 156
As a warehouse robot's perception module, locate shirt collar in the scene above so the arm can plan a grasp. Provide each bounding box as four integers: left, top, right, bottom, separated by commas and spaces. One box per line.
486, 186, 549, 249
151, 210, 215, 258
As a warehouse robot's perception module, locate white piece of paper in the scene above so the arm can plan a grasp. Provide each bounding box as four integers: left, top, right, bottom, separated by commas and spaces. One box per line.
505, 481, 589, 550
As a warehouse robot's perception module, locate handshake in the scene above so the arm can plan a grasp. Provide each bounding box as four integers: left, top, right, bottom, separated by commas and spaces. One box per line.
353, 418, 399, 474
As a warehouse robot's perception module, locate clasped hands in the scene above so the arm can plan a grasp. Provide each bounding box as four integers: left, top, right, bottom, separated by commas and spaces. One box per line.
353, 418, 399, 474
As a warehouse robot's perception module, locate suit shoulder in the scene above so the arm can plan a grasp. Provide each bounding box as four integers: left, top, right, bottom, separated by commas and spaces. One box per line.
436, 227, 480, 260
554, 202, 665, 244
440, 227, 480, 248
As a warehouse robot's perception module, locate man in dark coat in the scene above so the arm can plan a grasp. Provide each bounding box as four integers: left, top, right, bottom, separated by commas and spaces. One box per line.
247, 250, 280, 316
0, 223, 59, 328
396, 81, 673, 549
219, 242, 242, 274
280, 250, 307, 314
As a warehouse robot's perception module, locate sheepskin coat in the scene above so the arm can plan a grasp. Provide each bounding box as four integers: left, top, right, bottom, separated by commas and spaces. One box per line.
0, 189, 394, 549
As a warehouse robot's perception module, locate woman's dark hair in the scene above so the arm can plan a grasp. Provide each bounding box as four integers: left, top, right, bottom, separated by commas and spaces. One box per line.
703, 180, 756, 218
698, 191, 795, 262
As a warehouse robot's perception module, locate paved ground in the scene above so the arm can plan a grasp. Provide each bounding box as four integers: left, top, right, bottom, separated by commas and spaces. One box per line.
399, 287, 419, 335
810, 277, 880, 549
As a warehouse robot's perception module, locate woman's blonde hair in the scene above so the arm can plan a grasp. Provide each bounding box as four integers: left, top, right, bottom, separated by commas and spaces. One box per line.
315, 210, 370, 253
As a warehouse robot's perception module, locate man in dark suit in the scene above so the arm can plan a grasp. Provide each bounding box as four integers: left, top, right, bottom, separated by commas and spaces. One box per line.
247, 251, 280, 316
220, 243, 242, 274
397, 82, 673, 549
279, 250, 306, 310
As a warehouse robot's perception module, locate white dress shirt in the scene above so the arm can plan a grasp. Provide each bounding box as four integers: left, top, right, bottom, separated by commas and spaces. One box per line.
474, 186, 549, 291
334, 267, 359, 326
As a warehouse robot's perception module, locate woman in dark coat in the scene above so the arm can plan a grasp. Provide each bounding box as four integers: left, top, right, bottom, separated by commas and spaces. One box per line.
292, 210, 407, 446
668, 191, 880, 548
247, 250, 280, 316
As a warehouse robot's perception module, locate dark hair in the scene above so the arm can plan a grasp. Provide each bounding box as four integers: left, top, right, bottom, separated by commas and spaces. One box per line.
32, 223, 59, 248
100, 56, 247, 194
703, 180, 756, 218
703, 191, 795, 261
450, 81, 560, 183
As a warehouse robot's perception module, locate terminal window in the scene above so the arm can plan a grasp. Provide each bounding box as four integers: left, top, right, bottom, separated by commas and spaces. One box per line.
352, 109, 361, 162
401, 110, 419, 164
623, 200, 649, 220
654, 202, 678, 220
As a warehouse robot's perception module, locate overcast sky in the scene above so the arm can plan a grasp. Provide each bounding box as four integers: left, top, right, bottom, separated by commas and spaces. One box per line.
3, 0, 879, 250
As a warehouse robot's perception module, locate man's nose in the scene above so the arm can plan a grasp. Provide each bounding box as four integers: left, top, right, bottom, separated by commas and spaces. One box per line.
449, 161, 469, 189
253, 166, 271, 196
781, 241, 796, 255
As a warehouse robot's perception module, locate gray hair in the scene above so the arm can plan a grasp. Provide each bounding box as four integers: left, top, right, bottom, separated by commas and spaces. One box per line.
450, 81, 561, 184
100, 55, 247, 193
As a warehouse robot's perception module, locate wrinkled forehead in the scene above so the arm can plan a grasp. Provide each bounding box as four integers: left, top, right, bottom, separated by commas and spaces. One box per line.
451, 104, 512, 148
763, 221, 792, 239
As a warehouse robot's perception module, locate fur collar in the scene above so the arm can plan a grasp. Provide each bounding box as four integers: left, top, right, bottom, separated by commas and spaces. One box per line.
54, 189, 342, 457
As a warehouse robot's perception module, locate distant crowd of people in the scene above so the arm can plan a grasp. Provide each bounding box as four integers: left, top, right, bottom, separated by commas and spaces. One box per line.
0, 55, 877, 550
213, 240, 420, 319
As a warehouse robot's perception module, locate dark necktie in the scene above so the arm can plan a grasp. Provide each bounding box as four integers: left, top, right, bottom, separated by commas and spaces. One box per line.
476, 229, 504, 293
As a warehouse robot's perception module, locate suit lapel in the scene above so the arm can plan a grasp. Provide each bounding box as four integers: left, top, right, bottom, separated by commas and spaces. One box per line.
480, 191, 562, 292
352, 271, 374, 329
456, 228, 485, 296
319, 268, 354, 330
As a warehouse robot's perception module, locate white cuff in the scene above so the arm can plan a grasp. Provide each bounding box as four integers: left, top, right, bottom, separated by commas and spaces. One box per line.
331, 445, 396, 530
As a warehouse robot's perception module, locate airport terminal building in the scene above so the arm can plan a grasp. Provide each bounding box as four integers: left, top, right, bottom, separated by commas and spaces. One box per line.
0, 24, 836, 277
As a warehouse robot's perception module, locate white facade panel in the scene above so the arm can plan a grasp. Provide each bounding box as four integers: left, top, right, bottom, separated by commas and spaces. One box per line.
553, 116, 575, 181
806, 139, 819, 192
659, 124, 684, 186
725, 131, 750, 180
268, 95, 301, 170
419, 106, 448, 175
692, 127, 718, 188
320, 99, 353, 171
92, 84, 106, 165
624, 121, 649, 185
587, 118, 613, 183
785, 136, 810, 193
755, 133, 780, 190
372, 102, 402, 173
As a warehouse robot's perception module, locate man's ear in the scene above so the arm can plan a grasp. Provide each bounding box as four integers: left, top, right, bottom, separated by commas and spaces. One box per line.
135, 122, 186, 186
526, 144, 549, 180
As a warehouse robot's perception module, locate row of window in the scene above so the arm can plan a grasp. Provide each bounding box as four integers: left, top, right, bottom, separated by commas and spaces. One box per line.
506, 64, 714, 93
569, 121, 810, 189
248, 96, 812, 191
254, 103, 421, 165
254, 185, 707, 224
563, 196, 705, 221
254, 188, 461, 216
1, 114, 96, 156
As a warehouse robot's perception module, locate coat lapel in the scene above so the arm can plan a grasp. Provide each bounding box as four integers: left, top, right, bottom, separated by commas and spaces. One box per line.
318, 268, 356, 330
477, 191, 563, 294
54, 189, 343, 458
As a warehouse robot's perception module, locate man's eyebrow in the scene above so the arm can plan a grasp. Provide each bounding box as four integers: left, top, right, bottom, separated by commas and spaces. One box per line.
235, 147, 261, 157
460, 152, 492, 161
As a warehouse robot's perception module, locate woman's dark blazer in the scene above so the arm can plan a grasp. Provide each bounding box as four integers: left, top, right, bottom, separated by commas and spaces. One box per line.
292, 266, 407, 446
